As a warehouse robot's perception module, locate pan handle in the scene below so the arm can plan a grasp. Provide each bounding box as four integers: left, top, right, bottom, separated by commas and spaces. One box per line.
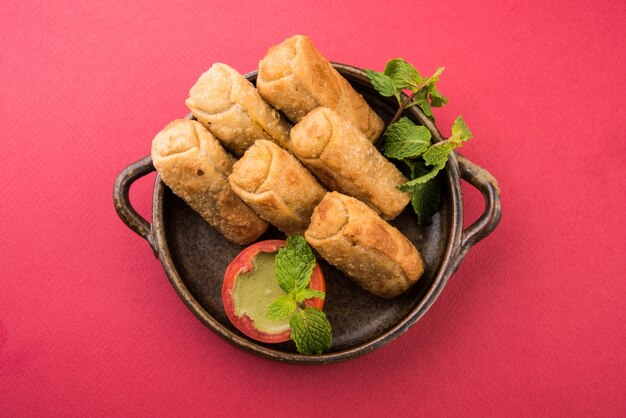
447, 154, 502, 275
113, 155, 158, 255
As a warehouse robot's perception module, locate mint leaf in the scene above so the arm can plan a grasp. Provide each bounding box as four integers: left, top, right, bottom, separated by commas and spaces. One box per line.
383, 117, 431, 160
402, 115, 472, 196
428, 85, 448, 107
275, 236, 316, 293
423, 67, 444, 87
420, 117, 471, 169
295, 289, 325, 303
289, 307, 332, 355
450, 116, 472, 144
398, 161, 445, 192
406, 68, 447, 118
266, 295, 296, 320
365, 69, 400, 102
384, 58, 421, 90
409, 89, 433, 118
403, 158, 420, 177
405, 160, 442, 224
410, 180, 442, 225
405, 158, 430, 178
422, 142, 457, 168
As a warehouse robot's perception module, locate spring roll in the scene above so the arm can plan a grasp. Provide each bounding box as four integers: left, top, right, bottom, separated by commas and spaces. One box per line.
305, 192, 424, 299
151, 119, 268, 245
185, 63, 292, 156
228, 140, 327, 235
291, 107, 410, 220
257, 35, 384, 142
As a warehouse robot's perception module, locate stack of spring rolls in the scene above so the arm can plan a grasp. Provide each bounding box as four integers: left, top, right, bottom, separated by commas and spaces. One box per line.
151, 35, 424, 299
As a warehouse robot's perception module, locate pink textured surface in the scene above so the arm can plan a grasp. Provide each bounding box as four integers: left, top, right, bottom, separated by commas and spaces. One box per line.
1, 0, 625, 416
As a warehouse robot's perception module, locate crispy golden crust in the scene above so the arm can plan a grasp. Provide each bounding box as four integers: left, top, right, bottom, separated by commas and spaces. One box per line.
151, 119, 268, 245
291, 107, 411, 220
257, 35, 384, 142
228, 140, 327, 235
185, 63, 292, 156
305, 192, 424, 299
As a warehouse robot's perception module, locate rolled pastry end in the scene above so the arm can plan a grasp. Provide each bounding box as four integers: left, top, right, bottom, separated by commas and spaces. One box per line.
258, 36, 299, 82
228, 140, 272, 193
151, 119, 200, 158
303, 191, 348, 240
290, 107, 333, 159
187, 63, 234, 114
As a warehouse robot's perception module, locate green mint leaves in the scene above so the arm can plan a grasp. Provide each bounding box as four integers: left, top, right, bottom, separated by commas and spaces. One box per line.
366, 59, 447, 117
295, 288, 326, 303
408, 67, 448, 118
266, 295, 296, 320
275, 235, 316, 294
403, 159, 443, 224
399, 116, 473, 191
265, 236, 331, 355
385, 59, 422, 91
290, 308, 332, 356
422, 116, 473, 168
383, 117, 431, 159
366, 58, 472, 224
365, 69, 400, 100
393, 117, 472, 223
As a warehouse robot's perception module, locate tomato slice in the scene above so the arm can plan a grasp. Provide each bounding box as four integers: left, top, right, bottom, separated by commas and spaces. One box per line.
221, 240, 325, 343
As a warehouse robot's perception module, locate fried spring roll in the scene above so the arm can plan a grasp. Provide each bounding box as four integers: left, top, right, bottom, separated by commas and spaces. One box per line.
291, 107, 411, 220
257, 35, 384, 142
305, 192, 424, 299
185, 63, 292, 156
151, 119, 268, 245
228, 140, 327, 235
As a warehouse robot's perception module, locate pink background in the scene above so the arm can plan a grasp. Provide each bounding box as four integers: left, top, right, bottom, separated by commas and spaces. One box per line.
1, 0, 624, 416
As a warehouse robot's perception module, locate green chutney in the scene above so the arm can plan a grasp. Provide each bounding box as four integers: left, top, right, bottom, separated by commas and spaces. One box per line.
233, 251, 291, 334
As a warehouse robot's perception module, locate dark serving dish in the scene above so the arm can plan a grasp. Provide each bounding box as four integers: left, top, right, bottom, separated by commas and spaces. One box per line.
113, 63, 501, 364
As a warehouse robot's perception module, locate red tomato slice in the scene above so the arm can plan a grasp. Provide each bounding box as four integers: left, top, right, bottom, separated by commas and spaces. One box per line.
221, 240, 325, 344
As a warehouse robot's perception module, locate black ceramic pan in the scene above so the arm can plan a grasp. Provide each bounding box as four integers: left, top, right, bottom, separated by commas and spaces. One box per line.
113, 63, 501, 364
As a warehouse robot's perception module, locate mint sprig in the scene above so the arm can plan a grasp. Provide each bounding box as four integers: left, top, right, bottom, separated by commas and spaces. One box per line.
398, 116, 473, 192
265, 236, 331, 355
366, 59, 447, 123
366, 58, 472, 224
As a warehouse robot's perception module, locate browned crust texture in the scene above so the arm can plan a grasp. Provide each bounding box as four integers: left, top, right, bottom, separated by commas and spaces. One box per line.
257, 35, 384, 142
291, 107, 410, 220
229, 140, 327, 235
151, 119, 268, 245
305, 192, 424, 299
185, 63, 292, 157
